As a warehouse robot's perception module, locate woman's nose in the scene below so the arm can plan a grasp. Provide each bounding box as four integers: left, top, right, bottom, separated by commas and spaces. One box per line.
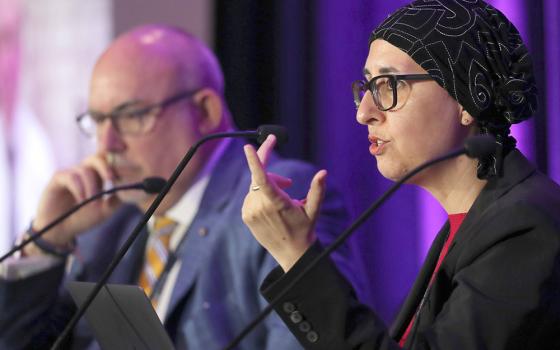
356, 91, 385, 126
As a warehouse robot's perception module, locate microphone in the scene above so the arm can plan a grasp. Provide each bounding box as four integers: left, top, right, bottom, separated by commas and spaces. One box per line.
140, 177, 168, 194
222, 134, 497, 349
256, 125, 289, 144
0, 177, 166, 264
51, 125, 289, 349
190, 124, 288, 146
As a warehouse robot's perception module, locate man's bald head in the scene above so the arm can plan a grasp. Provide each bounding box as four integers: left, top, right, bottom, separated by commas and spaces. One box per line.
93, 24, 225, 100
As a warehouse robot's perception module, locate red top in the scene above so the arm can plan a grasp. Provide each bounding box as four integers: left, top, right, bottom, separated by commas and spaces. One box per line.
398, 213, 467, 347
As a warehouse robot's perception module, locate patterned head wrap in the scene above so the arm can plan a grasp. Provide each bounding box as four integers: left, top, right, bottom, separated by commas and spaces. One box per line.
369, 0, 538, 178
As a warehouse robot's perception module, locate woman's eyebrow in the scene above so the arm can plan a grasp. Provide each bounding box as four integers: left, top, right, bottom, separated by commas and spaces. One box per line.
379, 66, 399, 74
363, 66, 400, 76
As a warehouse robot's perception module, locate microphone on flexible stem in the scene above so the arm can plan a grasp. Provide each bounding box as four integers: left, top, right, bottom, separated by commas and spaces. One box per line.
222, 134, 497, 350
254, 125, 288, 144
50, 125, 289, 350
0, 177, 167, 264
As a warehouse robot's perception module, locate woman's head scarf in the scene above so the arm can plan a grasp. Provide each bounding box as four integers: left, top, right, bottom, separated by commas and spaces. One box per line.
370, 0, 538, 178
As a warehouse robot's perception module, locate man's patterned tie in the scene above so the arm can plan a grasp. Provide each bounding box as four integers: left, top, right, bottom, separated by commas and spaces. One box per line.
138, 216, 177, 307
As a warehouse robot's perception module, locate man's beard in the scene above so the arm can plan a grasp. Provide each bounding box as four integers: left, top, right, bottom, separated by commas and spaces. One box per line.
106, 153, 149, 205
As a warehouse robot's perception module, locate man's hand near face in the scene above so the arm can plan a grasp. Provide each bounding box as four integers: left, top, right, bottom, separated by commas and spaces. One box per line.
23, 153, 122, 257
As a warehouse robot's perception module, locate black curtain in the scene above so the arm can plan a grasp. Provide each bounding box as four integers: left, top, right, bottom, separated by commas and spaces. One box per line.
215, 0, 315, 159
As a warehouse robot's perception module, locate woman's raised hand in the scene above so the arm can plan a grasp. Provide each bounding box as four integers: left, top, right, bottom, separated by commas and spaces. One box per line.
241, 135, 327, 272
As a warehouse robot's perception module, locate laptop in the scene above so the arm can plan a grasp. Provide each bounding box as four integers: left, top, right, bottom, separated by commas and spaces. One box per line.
67, 282, 174, 350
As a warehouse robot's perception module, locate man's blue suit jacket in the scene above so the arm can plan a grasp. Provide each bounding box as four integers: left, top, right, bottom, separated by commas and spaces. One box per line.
0, 139, 352, 350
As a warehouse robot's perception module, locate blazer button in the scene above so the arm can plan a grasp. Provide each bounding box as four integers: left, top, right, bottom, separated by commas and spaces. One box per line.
282, 302, 296, 314
306, 331, 319, 343
290, 311, 303, 324
298, 321, 311, 333
198, 227, 209, 237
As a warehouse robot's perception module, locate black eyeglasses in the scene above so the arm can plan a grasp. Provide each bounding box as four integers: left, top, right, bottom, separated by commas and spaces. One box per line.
352, 74, 433, 111
76, 90, 199, 137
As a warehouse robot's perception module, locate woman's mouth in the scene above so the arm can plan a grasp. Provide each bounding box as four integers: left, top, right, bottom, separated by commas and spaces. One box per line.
368, 135, 390, 155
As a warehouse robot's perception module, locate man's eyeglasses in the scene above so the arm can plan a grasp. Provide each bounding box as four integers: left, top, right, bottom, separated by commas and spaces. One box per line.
352, 74, 433, 111
76, 90, 199, 137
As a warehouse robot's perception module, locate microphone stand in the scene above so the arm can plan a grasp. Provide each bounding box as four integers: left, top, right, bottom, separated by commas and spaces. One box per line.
51, 128, 281, 349
223, 134, 496, 350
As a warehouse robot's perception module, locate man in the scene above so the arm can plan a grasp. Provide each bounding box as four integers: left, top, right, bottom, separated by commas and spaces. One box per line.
0, 25, 351, 349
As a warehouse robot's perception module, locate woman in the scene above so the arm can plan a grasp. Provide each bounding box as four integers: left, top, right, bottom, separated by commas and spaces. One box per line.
242, 0, 560, 349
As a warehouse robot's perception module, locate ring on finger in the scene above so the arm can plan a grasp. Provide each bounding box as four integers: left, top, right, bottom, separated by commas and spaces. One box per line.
106, 153, 115, 166
251, 185, 261, 191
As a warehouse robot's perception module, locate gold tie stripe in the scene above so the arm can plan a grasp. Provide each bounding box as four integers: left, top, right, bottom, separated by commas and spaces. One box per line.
139, 216, 177, 307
